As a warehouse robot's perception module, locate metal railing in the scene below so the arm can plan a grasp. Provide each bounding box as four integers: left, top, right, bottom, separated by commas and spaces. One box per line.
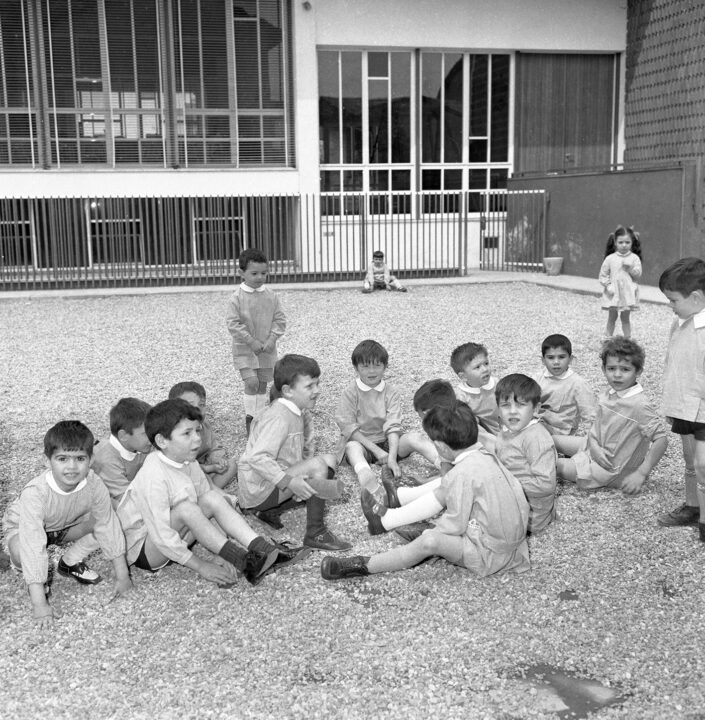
0, 190, 546, 290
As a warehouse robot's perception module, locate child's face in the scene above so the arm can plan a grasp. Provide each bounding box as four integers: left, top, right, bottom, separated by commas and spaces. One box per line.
615, 235, 632, 254
458, 354, 490, 388
542, 347, 572, 377
156, 418, 202, 464
373, 257, 384, 268
356, 360, 386, 388
497, 396, 536, 434
119, 424, 152, 454
663, 289, 705, 320
47, 447, 91, 492
283, 374, 320, 410
240, 261, 268, 290
602, 354, 641, 392
178, 391, 206, 413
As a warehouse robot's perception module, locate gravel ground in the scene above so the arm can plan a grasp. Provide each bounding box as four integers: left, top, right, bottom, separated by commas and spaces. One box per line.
0, 282, 703, 720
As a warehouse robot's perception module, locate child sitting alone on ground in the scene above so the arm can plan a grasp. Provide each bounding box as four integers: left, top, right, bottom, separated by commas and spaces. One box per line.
535, 334, 596, 436
362, 250, 407, 293
321, 403, 530, 580
3, 421, 132, 629
226, 248, 286, 435
168, 381, 238, 489
553, 337, 667, 494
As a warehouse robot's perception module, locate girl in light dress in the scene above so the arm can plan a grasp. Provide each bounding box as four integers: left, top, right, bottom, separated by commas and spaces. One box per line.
599, 225, 642, 338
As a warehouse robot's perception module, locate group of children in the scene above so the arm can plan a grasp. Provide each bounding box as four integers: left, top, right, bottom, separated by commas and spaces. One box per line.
4, 247, 705, 628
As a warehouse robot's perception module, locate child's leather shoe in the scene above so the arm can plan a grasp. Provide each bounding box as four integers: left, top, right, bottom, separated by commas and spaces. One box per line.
360, 489, 387, 535
303, 529, 352, 551
380, 466, 400, 508
657, 503, 699, 527
243, 547, 280, 585
320, 555, 369, 580
57, 558, 102, 585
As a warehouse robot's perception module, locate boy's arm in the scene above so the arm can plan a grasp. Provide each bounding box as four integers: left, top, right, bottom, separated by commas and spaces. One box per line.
28, 582, 53, 629
262, 294, 286, 353
17, 488, 53, 589
383, 264, 392, 286
225, 293, 263, 351
626, 254, 642, 279
519, 430, 557, 498
621, 436, 668, 495
432, 472, 473, 536
89, 478, 127, 560
109, 555, 134, 600
334, 384, 362, 442
598, 257, 612, 287
245, 413, 297, 490
386, 431, 401, 476
94, 454, 131, 505
574, 376, 597, 427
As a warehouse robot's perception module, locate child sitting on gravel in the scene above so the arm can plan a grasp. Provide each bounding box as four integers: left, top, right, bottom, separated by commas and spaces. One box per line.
553, 337, 668, 494
238, 354, 351, 551
535, 334, 596, 436
3, 421, 132, 629
451, 342, 501, 436
168, 381, 238, 489
321, 403, 530, 580
362, 250, 407, 293
118, 399, 287, 586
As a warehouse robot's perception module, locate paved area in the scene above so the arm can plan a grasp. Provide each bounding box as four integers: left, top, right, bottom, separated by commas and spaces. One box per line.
0, 270, 668, 304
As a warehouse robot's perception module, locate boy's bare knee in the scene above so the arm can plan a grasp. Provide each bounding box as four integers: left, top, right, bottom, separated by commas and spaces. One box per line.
173, 498, 202, 523
243, 377, 259, 394
417, 531, 439, 554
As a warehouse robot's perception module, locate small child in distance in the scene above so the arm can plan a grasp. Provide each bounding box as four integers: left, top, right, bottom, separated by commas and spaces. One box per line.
362, 250, 407, 293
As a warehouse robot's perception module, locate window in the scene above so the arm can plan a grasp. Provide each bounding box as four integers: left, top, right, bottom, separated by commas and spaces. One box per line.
0, 0, 294, 168
319, 49, 510, 215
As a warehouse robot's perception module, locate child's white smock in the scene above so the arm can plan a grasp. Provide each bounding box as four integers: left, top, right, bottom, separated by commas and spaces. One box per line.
599, 251, 642, 311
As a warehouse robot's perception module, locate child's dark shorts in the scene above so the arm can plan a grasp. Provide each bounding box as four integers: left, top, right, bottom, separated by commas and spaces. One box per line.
134, 539, 172, 573
669, 417, 705, 441
46, 528, 70, 546
359, 439, 411, 464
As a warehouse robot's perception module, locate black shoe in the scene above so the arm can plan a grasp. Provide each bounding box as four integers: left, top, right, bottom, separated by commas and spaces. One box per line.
380, 466, 400, 508
242, 548, 280, 585
360, 489, 387, 535
254, 509, 285, 530
699, 523, 705, 543
303, 529, 353, 551
57, 558, 102, 585
320, 555, 370, 580
394, 521, 433, 543
657, 503, 699, 527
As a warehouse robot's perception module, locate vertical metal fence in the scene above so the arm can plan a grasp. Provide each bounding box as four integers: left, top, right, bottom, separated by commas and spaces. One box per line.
0, 190, 546, 290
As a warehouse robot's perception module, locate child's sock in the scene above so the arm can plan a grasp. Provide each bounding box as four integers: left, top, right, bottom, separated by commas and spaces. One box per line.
254, 393, 267, 414
355, 462, 385, 503
218, 540, 248, 571
397, 476, 442, 505
244, 394, 257, 417
381, 493, 444, 531
61, 533, 101, 565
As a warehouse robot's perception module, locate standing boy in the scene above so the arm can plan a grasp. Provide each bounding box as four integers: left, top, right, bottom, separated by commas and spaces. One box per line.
226, 248, 286, 435
535, 334, 596, 436
3, 421, 132, 629
658, 257, 705, 540
238, 354, 351, 551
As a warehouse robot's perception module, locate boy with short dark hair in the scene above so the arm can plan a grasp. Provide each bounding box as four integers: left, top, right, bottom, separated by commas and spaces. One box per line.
321, 403, 530, 580
535, 334, 596, 436
495, 374, 557, 534
226, 248, 286, 435
554, 338, 668, 495
3, 421, 132, 629
168, 381, 238, 489
118, 399, 285, 586
657, 257, 705, 538
362, 249, 407, 293
238, 354, 351, 551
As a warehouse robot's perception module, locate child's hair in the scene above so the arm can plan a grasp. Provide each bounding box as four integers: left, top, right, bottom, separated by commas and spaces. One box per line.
273, 354, 321, 391
605, 225, 642, 260
541, 334, 572, 356
659, 257, 705, 296
351, 339, 389, 368
238, 247, 268, 271
422, 404, 478, 450
168, 381, 206, 403
450, 342, 487, 374
413, 379, 457, 413
372, 250, 384, 259
44, 420, 95, 458
495, 374, 541, 406
109, 397, 152, 435
145, 399, 203, 445
600, 337, 645, 373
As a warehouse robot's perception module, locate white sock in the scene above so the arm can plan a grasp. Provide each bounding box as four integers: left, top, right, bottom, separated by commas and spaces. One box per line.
397, 476, 442, 504
354, 462, 377, 492
381, 493, 444, 531
244, 394, 257, 416
255, 393, 267, 413
62, 533, 100, 565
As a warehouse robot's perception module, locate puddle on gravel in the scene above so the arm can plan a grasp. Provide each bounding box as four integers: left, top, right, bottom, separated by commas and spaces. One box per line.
508, 664, 626, 718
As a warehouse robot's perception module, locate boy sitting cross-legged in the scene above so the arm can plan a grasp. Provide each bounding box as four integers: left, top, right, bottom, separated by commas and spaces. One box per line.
534, 334, 596, 436
118, 399, 286, 586
2, 421, 132, 629
321, 403, 530, 580
168, 381, 238, 489
553, 338, 668, 494
451, 342, 501, 437
494, 374, 557, 534
238, 354, 352, 551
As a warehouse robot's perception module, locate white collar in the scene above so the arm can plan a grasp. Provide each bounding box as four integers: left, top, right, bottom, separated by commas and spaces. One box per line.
608, 382, 644, 399
157, 451, 191, 469
241, 283, 265, 293
109, 434, 138, 461
542, 368, 574, 380
277, 398, 301, 416
356, 378, 386, 393
458, 376, 496, 395
452, 443, 482, 464
46, 470, 87, 495
501, 417, 540, 434
679, 308, 705, 328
